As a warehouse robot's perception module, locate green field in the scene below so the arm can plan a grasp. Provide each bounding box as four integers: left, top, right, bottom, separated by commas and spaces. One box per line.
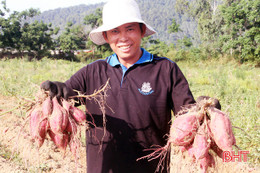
0, 57, 259, 165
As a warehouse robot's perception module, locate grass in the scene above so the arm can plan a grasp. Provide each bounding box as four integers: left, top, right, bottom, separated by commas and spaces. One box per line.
0, 57, 259, 165
0, 58, 86, 97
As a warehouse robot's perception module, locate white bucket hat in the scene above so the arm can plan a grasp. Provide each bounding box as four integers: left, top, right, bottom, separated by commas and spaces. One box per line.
89, 0, 156, 45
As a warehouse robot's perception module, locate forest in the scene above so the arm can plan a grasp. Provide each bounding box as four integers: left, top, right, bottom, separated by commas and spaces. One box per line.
0, 0, 259, 64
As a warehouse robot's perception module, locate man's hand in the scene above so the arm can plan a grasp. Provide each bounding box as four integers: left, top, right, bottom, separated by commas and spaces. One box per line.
196, 96, 221, 110
40, 80, 70, 100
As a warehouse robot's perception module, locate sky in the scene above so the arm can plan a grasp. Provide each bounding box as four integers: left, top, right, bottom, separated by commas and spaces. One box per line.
5, 0, 108, 13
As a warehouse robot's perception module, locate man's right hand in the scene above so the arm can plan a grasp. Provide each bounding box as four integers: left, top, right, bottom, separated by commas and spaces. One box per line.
40, 80, 70, 100
196, 96, 221, 110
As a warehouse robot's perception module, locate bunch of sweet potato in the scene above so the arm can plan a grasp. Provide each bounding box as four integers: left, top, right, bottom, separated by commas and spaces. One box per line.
29, 95, 86, 155
175, 106, 236, 173
140, 97, 236, 173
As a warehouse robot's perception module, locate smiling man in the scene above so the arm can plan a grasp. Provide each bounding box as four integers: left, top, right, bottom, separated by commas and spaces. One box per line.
41, 0, 195, 172
102, 22, 145, 68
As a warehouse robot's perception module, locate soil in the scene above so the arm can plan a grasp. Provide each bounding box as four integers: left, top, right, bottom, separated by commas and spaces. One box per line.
0, 95, 259, 173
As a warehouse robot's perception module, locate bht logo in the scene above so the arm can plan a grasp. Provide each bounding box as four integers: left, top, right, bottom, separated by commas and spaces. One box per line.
223, 150, 249, 162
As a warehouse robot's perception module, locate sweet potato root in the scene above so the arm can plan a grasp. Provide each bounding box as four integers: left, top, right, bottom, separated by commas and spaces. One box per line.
188, 123, 210, 160
169, 112, 200, 146
208, 107, 236, 151
48, 130, 69, 151
49, 97, 69, 135
30, 106, 48, 148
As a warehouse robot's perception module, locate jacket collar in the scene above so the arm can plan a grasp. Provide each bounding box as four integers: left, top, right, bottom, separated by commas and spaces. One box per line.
107, 48, 153, 67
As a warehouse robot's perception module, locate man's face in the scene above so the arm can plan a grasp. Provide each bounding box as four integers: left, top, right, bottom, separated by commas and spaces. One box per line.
103, 22, 145, 65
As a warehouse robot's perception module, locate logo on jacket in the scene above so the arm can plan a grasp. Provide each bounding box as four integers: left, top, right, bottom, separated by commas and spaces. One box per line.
138, 82, 154, 95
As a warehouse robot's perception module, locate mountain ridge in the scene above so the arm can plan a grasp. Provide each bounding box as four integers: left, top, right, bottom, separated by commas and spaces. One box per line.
29, 0, 197, 44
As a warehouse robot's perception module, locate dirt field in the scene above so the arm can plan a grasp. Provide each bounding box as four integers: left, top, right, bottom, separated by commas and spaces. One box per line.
0, 95, 259, 173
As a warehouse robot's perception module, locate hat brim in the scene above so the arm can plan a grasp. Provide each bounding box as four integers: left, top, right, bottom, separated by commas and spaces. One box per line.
89, 21, 156, 45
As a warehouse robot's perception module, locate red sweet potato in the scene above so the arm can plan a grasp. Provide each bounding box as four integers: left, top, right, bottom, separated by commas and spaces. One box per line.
208, 107, 236, 151
42, 96, 53, 116
179, 145, 191, 153
169, 112, 200, 146
210, 140, 223, 158
61, 99, 71, 112
189, 123, 210, 160
30, 106, 48, 147
48, 130, 69, 151
70, 106, 86, 124
199, 153, 215, 173
62, 99, 85, 124
66, 117, 78, 134
49, 97, 69, 135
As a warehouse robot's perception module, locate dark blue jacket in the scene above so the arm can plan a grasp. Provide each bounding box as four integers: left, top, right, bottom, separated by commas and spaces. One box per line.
65, 48, 195, 173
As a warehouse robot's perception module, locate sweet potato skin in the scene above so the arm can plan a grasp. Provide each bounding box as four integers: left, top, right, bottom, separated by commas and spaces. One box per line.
169, 112, 200, 146
208, 107, 236, 151
189, 123, 210, 160
49, 97, 69, 135
30, 106, 48, 147
70, 106, 86, 124
48, 130, 69, 151
42, 96, 53, 116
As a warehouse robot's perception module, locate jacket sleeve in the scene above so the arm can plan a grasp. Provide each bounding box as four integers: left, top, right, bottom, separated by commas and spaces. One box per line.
170, 62, 195, 115
64, 65, 88, 103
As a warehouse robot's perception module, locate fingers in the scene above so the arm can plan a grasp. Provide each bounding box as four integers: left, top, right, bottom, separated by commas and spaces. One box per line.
63, 87, 69, 100
196, 96, 221, 110
40, 80, 69, 100
55, 82, 65, 99
212, 99, 221, 110
40, 80, 58, 99
40, 80, 52, 90
52, 81, 69, 100
49, 81, 58, 99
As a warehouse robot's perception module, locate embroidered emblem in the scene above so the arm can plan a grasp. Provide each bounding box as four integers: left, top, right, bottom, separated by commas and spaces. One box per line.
138, 82, 154, 95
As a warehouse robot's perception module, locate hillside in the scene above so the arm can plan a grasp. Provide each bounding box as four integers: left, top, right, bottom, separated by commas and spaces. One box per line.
29, 0, 197, 44
28, 3, 104, 32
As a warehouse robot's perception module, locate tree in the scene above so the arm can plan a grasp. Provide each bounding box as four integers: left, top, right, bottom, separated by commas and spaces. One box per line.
0, 11, 22, 49
0, 0, 9, 16
218, 0, 260, 62
168, 19, 182, 33
177, 36, 193, 49
175, 0, 223, 44
0, 1, 56, 57
147, 39, 169, 57
168, 18, 193, 49
83, 8, 102, 28
20, 21, 54, 54
57, 22, 86, 54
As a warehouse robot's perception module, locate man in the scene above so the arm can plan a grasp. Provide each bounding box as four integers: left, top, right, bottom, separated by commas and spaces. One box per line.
41, 0, 195, 172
